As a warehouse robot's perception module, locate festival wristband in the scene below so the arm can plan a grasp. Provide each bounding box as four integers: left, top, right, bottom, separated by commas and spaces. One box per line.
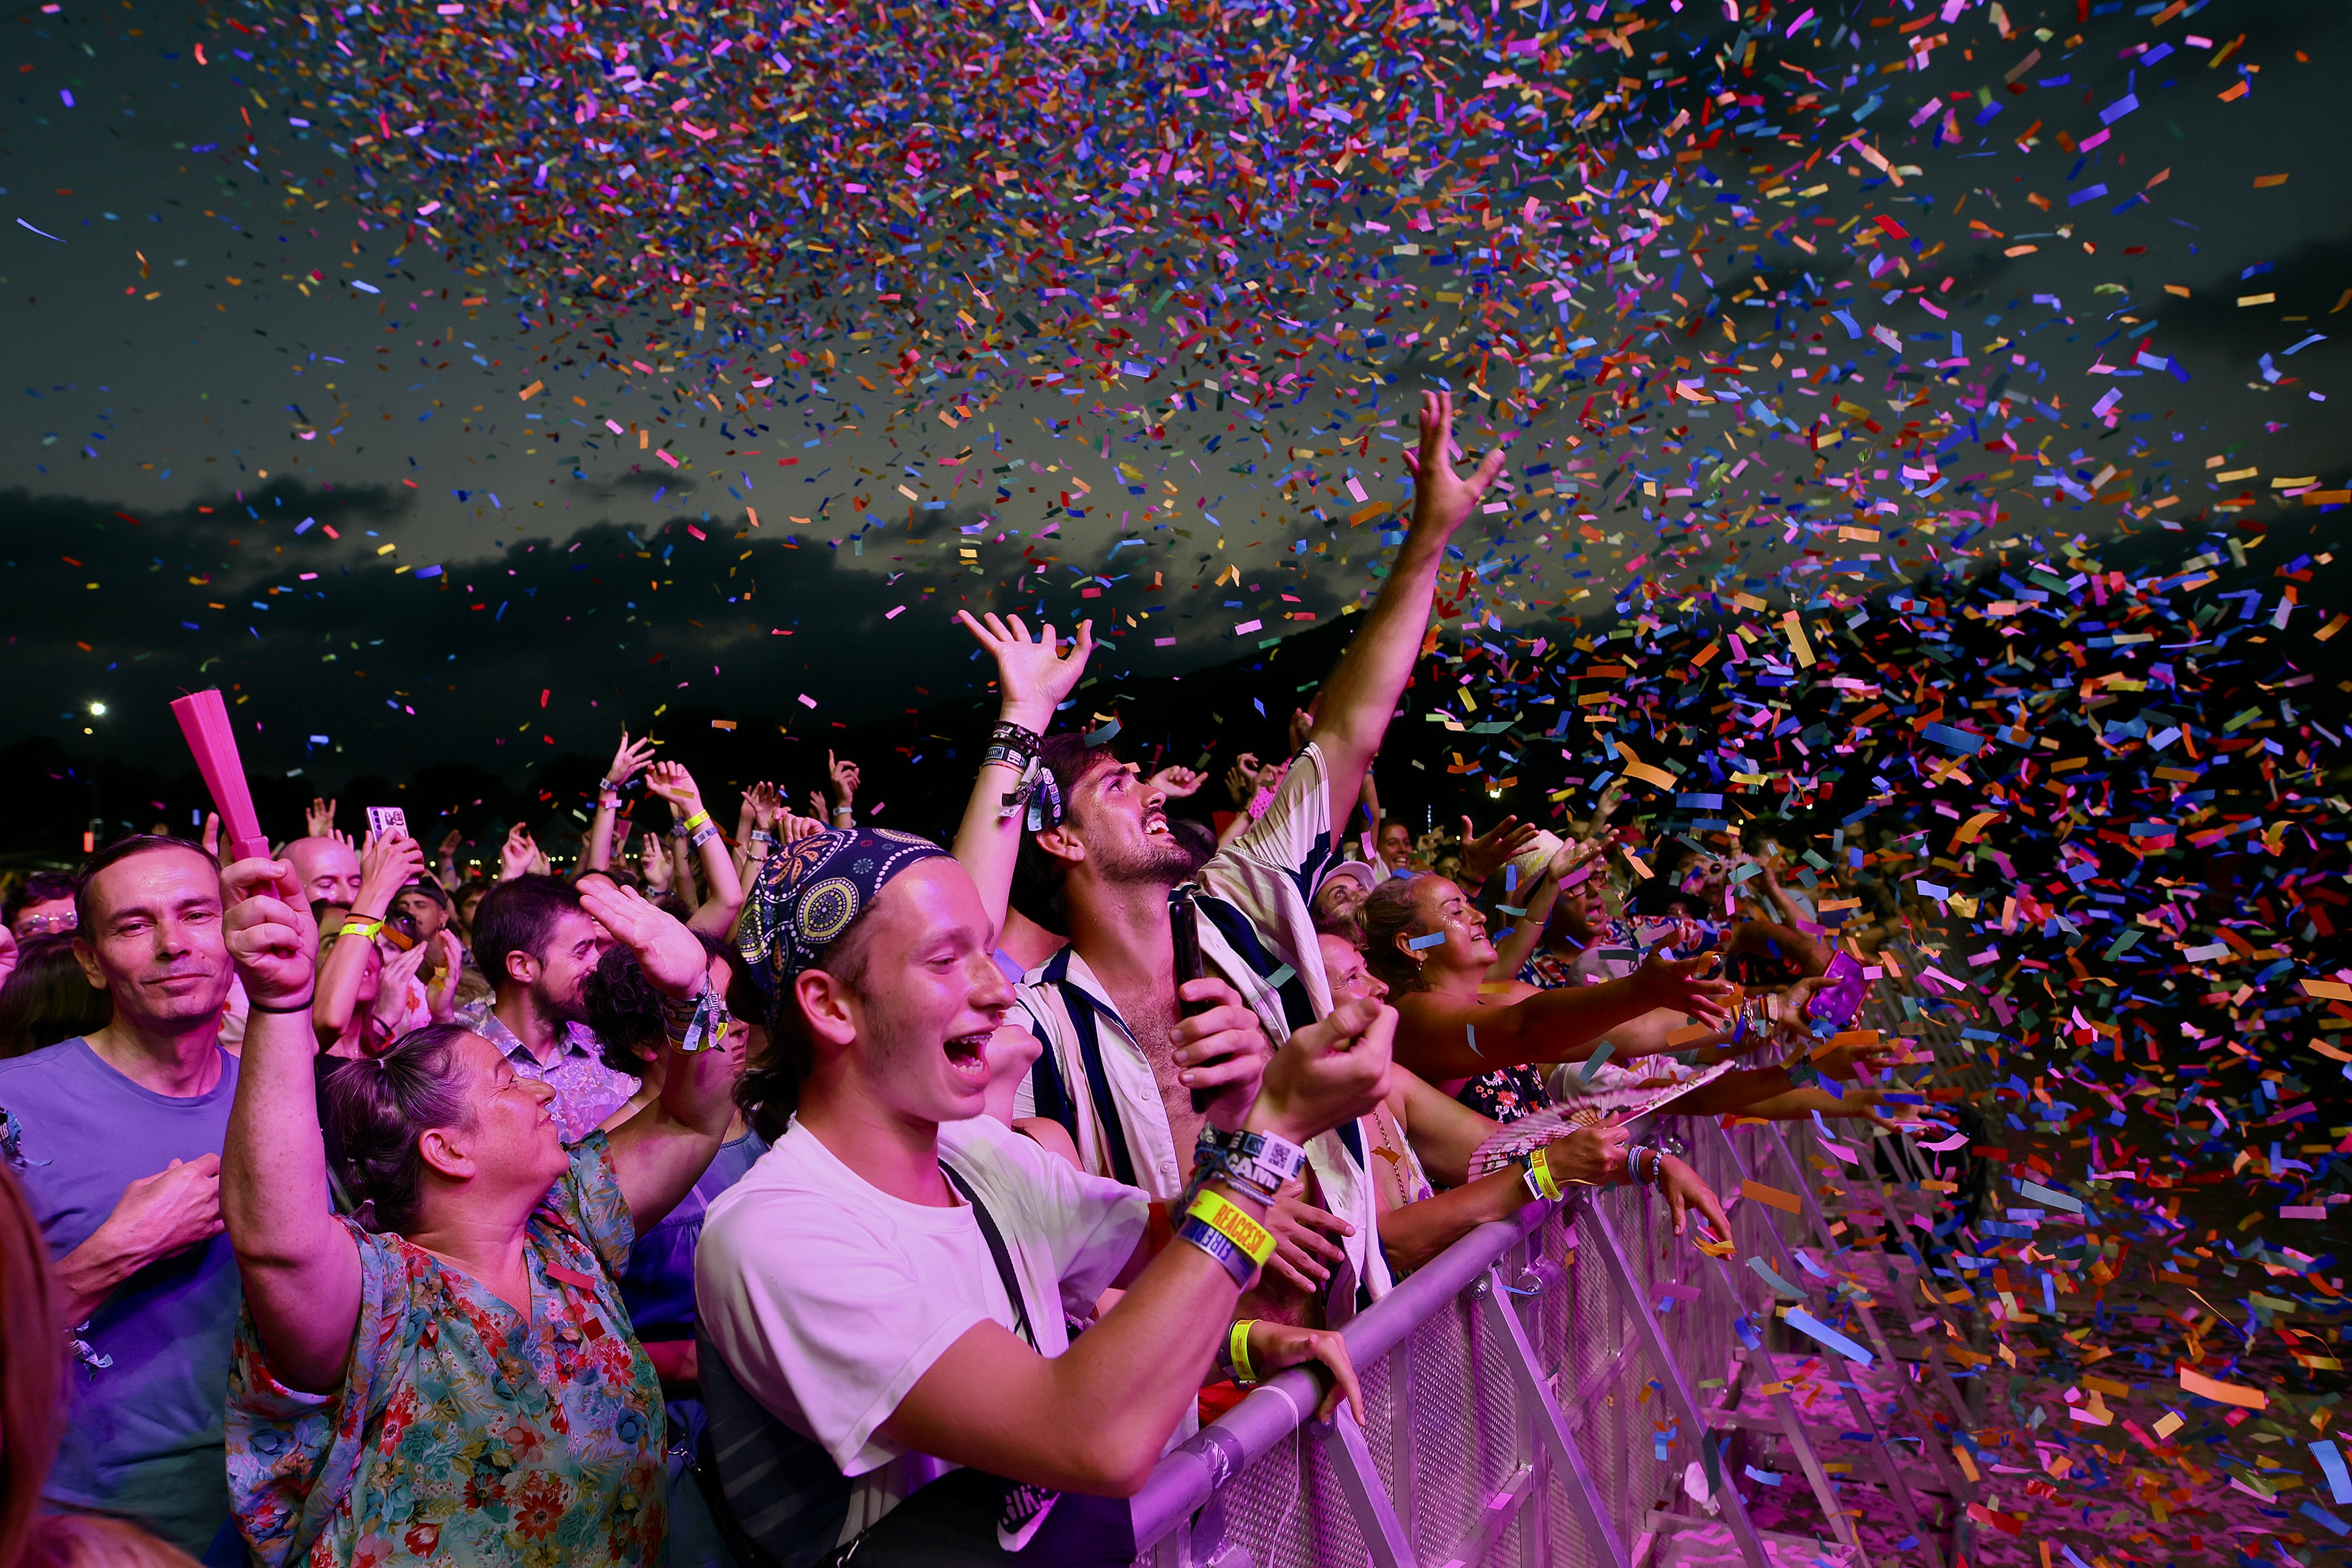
1522, 1144, 1563, 1202
1174, 1213, 1255, 1289
1186, 1189, 1277, 1269
689, 823, 722, 850
659, 984, 732, 1054
679, 809, 712, 834
335, 919, 384, 942
1229, 1319, 1261, 1386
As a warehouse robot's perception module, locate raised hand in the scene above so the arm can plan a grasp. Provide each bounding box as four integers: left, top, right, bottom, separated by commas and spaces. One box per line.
955, 611, 1095, 730
823, 751, 861, 812
1287, 705, 1315, 756
1144, 765, 1206, 799
220, 854, 320, 1009
577, 880, 706, 998
304, 797, 338, 838
356, 832, 426, 912
374, 939, 432, 1033
645, 760, 706, 820
605, 730, 658, 791
1223, 752, 1265, 809
424, 930, 464, 1024
638, 832, 674, 892
499, 824, 538, 882
200, 813, 223, 860
1628, 951, 1736, 1028
1398, 388, 1508, 538
437, 827, 464, 858
1460, 815, 1541, 887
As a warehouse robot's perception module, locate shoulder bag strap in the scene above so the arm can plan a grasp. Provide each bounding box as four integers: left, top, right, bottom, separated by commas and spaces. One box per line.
939, 1162, 1038, 1351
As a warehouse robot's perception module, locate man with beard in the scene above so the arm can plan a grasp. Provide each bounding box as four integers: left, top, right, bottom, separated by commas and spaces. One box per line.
0, 836, 250, 1561
459, 872, 637, 1140
1006, 390, 1508, 1320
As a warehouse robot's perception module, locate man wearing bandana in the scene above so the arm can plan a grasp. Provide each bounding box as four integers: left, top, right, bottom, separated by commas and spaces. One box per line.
690, 828, 1395, 1566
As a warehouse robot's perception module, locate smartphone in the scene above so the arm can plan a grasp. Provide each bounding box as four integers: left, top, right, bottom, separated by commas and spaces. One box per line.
1168, 885, 1214, 1114
366, 805, 410, 841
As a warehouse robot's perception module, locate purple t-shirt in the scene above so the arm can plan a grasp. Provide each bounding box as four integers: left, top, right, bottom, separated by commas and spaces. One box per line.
0, 1037, 243, 1555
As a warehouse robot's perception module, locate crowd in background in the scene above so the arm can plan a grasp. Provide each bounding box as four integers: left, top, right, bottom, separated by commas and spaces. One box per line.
0, 394, 1944, 1568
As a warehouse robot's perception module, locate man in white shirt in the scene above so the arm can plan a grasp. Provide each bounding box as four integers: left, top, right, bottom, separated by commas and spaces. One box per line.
694, 827, 1391, 1565
1006, 390, 1508, 1315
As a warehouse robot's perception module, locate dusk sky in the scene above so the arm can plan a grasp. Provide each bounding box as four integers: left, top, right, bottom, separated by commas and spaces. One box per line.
5, 0, 2345, 795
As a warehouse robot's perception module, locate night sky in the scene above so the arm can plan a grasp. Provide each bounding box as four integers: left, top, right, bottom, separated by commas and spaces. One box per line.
4, 0, 2347, 845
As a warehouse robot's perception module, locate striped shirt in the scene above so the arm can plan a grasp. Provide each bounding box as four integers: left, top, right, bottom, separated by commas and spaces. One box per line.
1011, 742, 1393, 1314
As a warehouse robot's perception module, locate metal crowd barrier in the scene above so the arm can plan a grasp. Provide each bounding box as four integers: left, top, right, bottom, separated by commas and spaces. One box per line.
1128, 926, 1980, 1568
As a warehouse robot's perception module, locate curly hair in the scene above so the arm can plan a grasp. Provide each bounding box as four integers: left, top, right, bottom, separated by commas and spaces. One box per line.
1361, 877, 1434, 996
582, 931, 761, 1079
321, 1023, 477, 1235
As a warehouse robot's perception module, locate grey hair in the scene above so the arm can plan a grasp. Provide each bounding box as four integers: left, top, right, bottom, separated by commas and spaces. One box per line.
323, 1022, 478, 1235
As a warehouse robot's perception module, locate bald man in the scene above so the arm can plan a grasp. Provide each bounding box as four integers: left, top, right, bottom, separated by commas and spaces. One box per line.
281, 836, 361, 907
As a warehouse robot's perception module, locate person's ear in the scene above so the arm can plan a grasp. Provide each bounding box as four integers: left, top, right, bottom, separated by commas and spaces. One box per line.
417, 1124, 475, 1182
794, 969, 860, 1051
71, 935, 106, 992
505, 949, 539, 988
1032, 823, 1085, 870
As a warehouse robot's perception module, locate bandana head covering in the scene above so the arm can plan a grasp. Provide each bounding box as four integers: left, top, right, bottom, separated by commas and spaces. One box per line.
735, 827, 951, 1027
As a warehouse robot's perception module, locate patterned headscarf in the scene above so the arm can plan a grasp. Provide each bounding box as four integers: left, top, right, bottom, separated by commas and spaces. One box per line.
734, 827, 952, 1026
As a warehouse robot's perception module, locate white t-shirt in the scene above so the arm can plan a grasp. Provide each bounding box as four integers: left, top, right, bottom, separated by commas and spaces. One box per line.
694, 1114, 1146, 1540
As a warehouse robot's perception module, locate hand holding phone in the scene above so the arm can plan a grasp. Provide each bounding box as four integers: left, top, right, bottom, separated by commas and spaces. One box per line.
1168, 886, 1214, 1114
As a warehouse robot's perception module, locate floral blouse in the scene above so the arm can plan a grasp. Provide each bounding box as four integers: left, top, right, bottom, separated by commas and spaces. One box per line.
227, 1134, 666, 1567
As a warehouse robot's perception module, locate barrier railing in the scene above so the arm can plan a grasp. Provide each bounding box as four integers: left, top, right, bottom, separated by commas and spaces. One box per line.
1131, 1119, 1802, 1568
1129, 937, 1977, 1568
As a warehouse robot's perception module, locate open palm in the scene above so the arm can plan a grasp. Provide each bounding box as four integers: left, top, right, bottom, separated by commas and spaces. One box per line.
1399, 390, 1508, 536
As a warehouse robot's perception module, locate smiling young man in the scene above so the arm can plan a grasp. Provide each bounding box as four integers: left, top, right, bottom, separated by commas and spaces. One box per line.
0, 836, 252, 1561
693, 828, 1391, 1565
1003, 391, 1508, 1320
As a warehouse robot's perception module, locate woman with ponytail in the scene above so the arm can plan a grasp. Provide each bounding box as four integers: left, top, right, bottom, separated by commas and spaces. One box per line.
211, 851, 737, 1568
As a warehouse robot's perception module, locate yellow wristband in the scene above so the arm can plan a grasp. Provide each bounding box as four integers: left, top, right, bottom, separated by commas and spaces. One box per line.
680, 809, 711, 832
1229, 1319, 1261, 1385
1527, 1144, 1563, 1202
1186, 1190, 1277, 1267
335, 918, 384, 942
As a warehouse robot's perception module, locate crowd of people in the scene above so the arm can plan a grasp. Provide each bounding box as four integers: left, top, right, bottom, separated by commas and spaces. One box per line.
0, 394, 1937, 1568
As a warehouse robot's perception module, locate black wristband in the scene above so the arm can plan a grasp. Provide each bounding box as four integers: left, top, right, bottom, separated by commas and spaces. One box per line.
248, 994, 317, 1014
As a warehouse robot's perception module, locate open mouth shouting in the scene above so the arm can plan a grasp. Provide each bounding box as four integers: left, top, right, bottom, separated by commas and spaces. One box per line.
943, 1028, 994, 1086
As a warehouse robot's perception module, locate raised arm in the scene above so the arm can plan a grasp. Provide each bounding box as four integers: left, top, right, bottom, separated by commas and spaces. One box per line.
949, 613, 1094, 937
579, 882, 736, 1230
1305, 390, 1506, 814
313, 832, 425, 1046
220, 856, 364, 1397
648, 763, 741, 929
1390, 953, 1733, 1081
585, 732, 656, 874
